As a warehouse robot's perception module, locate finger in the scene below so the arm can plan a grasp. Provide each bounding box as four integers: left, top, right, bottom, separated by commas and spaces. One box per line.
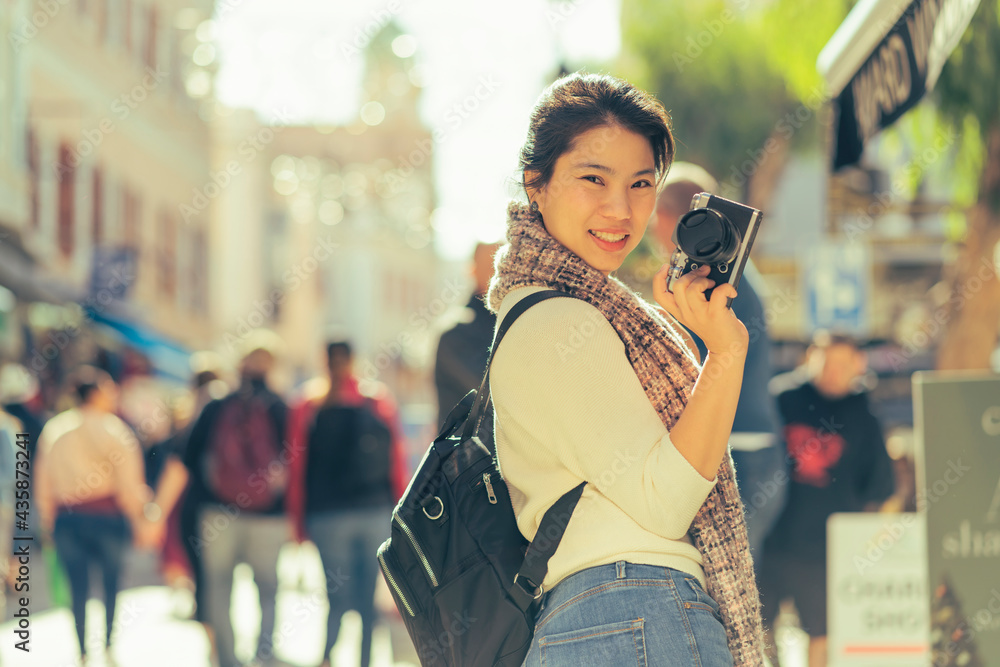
685, 276, 716, 302
708, 283, 737, 313
652, 264, 673, 299
657, 288, 682, 319
670, 264, 709, 292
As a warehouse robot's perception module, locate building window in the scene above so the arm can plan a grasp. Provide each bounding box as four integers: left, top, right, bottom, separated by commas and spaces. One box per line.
145, 6, 157, 70
57, 144, 75, 257
191, 228, 207, 314
123, 0, 132, 53
92, 166, 104, 245
94, 0, 107, 44
122, 187, 139, 250
157, 208, 175, 299
26, 127, 38, 229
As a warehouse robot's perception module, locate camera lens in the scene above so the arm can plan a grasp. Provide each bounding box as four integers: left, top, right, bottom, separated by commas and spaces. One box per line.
675, 208, 741, 264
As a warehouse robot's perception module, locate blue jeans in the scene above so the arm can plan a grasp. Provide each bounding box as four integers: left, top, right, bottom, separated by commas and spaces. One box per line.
53, 511, 129, 656
732, 444, 788, 568
306, 505, 391, 667
523, 561, 733, 666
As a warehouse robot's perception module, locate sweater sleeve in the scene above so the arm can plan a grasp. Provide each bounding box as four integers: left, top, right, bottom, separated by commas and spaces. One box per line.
491, 295, 717, 541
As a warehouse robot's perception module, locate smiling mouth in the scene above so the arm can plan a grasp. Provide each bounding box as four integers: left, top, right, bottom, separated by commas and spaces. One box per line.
589, 230, 628, 243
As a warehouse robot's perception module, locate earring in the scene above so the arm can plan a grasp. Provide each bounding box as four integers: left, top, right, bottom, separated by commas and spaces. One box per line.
529, 201, 539, 213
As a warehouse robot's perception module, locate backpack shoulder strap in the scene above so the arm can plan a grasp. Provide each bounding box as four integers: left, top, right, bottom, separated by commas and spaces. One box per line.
461, 289, 571, 443
510, 481, 586, 611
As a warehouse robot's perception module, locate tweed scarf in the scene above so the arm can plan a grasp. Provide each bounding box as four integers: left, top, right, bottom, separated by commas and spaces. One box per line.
486, 201, 763, 664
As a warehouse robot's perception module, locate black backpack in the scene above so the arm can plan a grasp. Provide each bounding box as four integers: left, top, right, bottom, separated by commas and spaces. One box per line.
377, 290, 586, 666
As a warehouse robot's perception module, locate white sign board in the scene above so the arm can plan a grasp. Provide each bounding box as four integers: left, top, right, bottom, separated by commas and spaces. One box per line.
828, 513, 930, 666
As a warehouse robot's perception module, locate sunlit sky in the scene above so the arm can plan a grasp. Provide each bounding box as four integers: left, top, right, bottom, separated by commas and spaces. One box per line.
214, 0, 622, 261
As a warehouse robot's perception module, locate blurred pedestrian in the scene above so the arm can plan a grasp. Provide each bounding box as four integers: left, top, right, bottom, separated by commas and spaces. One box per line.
286, 340, 407, 667
433, 242, 500, 441
651, 163, 787, 566
34, 366, 153, 664
183, 335, 290, 667
0, 405, 20, 614
0, 362, 46, 443
760, 332, 896, 667
144, 364, 227, 622
488, 72, 759, 665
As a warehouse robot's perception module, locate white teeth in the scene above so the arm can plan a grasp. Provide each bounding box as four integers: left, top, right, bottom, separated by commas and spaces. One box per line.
590, 230, 627, 242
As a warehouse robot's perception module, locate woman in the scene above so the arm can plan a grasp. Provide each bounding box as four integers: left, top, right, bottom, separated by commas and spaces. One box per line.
487, 72, 762, 665
35, 366, 153, 665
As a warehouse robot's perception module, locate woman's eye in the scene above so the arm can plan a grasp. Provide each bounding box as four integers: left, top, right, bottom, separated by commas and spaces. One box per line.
632, 180, 653, 189
582, 175, 602, 184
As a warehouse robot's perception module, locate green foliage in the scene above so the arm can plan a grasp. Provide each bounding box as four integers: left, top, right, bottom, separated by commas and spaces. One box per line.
757, 0, 854, 101
617, 0, 797, 182
935, 0, 1000, 144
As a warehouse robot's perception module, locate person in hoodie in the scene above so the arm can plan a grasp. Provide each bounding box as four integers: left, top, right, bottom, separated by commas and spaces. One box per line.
760, 331, 896, 667
286, 340, 407, 667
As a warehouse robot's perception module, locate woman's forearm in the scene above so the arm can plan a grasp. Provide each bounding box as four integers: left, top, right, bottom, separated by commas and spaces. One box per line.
669, 342, 747, 480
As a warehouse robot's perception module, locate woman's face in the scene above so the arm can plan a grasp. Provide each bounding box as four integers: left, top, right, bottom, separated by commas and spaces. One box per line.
529, 124, 657, 276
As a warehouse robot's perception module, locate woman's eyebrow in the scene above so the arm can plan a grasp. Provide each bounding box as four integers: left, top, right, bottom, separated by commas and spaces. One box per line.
572, 163, 655, 177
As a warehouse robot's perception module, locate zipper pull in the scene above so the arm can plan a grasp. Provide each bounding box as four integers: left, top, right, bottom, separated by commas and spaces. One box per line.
483, 472, 497, 504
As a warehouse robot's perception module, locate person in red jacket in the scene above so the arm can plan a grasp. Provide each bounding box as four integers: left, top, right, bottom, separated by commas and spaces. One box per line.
286, 340, 407, 667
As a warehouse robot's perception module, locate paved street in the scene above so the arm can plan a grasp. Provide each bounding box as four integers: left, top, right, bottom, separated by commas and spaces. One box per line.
0, 544, 808, 666
0, 544, 419, 667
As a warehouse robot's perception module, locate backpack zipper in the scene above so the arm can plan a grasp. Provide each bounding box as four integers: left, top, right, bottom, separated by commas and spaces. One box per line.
483, 472, 498, 504
394, 514, 439, 587
377, 543, 415, 617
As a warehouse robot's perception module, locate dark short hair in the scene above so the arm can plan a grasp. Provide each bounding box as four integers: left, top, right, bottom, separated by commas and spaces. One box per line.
326, 341, 353, 363
520, 72, 674, 195
72, 365, 114, 403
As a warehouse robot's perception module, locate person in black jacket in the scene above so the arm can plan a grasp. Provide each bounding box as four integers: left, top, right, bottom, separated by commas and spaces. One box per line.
760, 331, 896, 667
183, 335, 289, 667
433, 241, 499, 442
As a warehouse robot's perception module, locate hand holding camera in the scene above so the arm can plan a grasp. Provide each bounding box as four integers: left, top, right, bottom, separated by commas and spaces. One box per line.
653, 191, 761, 355
653, 264, 748, 355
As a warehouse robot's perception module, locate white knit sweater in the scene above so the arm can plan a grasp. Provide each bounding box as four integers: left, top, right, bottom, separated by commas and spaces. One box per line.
490, 286, 718, 590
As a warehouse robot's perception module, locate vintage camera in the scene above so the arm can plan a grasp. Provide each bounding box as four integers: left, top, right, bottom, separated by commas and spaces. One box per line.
665, 192, 763, 307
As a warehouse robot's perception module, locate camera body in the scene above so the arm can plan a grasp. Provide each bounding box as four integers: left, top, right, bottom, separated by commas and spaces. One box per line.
665, 192, 763, 307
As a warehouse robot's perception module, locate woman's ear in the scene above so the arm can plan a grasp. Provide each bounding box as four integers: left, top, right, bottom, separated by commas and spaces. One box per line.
524, 170, 545, 211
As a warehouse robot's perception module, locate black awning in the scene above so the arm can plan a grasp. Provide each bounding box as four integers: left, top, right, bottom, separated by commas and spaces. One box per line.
819, 0, 981, 171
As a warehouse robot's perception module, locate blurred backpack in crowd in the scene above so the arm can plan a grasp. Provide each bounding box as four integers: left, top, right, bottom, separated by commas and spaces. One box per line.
203, 394, 286, 511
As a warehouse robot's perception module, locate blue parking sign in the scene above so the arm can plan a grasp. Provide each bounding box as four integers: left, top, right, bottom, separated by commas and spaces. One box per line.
803, 243, 870, 336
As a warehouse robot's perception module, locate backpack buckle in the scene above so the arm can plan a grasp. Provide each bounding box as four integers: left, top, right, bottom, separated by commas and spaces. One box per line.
421, 496, 444, 520
512, 573, 544, 601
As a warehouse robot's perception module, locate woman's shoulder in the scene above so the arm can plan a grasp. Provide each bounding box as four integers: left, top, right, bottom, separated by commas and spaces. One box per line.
494, 288, 620, 362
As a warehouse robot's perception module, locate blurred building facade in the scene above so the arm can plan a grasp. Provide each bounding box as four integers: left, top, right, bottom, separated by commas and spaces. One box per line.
212, 23, 442, 405
1, 0, 216, 382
